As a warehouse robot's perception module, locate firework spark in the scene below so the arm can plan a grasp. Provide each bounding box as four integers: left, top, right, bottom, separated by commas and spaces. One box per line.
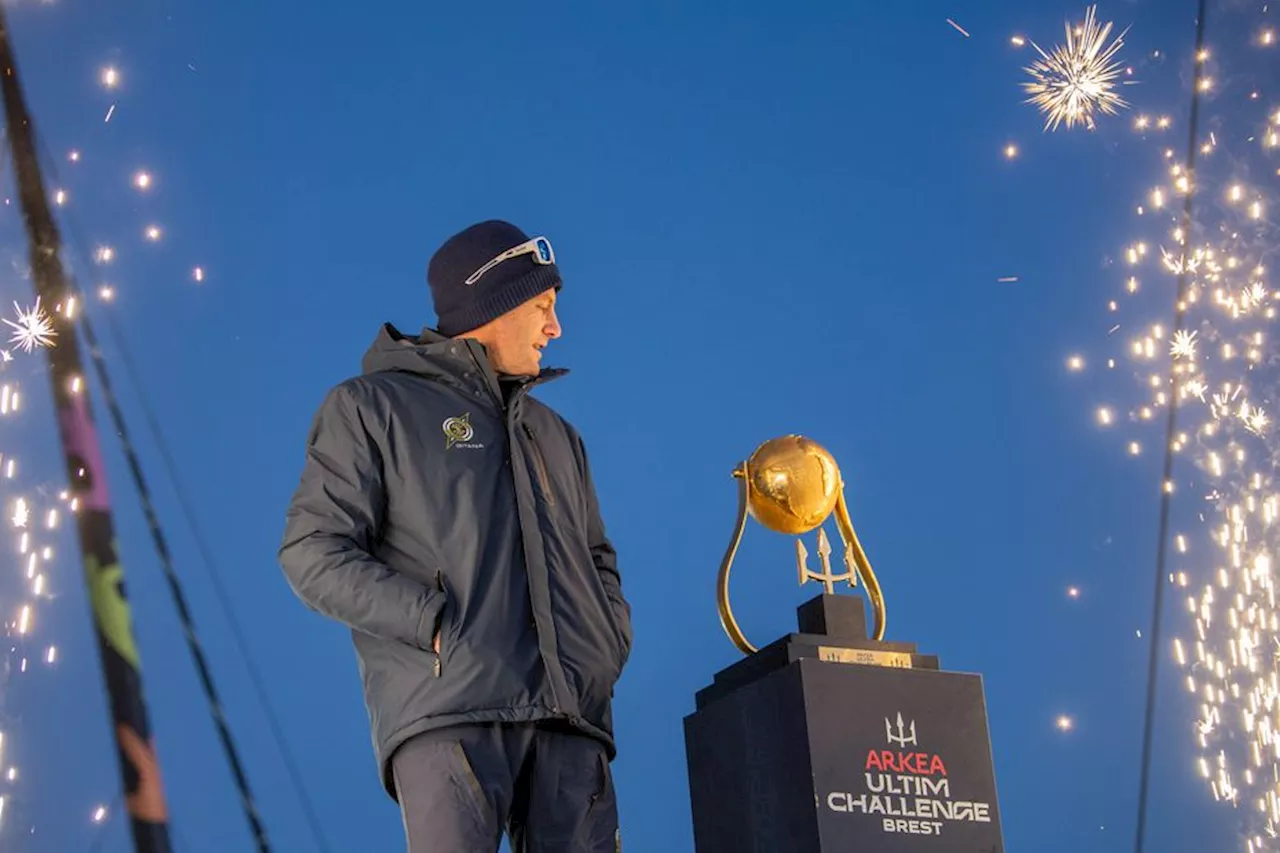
1022, 5, 1130, 131
1069, 3, 1280, 847
0, 298, 72, 840
3, 299, 55, 353
1171, 329, 1199, 359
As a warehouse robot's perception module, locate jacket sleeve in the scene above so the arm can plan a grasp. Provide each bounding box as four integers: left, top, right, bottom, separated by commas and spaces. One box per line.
577, 434, 632, 665
279, 382, 443, 650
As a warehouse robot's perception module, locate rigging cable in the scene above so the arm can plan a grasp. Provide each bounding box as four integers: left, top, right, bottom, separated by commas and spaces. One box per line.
1133, 0, 1209, 851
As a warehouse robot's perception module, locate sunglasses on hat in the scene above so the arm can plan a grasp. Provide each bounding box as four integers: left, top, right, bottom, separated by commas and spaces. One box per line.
464, 236, 555, 286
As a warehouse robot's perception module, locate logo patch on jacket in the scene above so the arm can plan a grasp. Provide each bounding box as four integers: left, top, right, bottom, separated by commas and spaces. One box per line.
442, 413, 483, 450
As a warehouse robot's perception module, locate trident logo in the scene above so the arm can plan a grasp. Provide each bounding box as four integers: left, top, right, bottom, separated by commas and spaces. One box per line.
795, 527, 858, 595
885, 712, 917, 748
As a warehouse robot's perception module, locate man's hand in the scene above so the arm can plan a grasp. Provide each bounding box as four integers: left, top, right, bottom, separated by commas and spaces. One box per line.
433, 629, 440, 655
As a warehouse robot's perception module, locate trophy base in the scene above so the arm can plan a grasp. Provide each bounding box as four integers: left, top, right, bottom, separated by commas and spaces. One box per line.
683, 594, 1004, 852
697, 594, 940, 710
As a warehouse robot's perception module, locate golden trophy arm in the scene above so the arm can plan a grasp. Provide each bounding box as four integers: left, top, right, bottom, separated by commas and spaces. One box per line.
833, 489, 886, 641
716, 464, 757, 654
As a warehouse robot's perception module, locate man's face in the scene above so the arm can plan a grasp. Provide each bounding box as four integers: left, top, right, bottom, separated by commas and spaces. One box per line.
467, 287, 561, 377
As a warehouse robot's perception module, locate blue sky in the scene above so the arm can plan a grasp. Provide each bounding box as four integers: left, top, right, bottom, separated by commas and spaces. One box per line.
0, 0, 1272, 850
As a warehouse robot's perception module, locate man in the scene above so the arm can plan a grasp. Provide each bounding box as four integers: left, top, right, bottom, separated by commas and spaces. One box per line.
279, 220, 632, 852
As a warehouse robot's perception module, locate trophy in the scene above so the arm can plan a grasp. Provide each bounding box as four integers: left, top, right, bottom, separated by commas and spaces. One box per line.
717, 434, 886, 653
682, 435, 1005, 852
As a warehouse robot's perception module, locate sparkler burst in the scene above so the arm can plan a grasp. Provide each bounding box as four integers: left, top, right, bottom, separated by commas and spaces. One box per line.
2, 298, 55, 353
1069, 3, 1280, 848
1022, 5, 1130, 132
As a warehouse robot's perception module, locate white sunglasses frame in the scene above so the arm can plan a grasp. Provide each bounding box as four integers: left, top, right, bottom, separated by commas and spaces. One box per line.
464, 237, 555, 286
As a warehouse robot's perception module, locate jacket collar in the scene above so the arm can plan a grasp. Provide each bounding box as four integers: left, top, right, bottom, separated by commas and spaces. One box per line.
361, 323, 566, 406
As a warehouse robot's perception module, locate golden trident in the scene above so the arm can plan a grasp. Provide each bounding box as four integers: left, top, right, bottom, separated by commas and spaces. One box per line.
716, 435, 886, 654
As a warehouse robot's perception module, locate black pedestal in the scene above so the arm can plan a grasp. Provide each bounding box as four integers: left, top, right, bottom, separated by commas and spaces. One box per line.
683, 595, 1003, 852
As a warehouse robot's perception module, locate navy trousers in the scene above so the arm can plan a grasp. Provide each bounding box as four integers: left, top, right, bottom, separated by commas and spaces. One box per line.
392, 723, 620, 853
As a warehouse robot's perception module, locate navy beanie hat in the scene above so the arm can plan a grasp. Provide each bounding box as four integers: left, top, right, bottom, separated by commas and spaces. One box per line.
427, 220, 562, 337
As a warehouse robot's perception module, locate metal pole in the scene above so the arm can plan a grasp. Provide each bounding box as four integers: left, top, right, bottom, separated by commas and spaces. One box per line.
0, 10, 173, 852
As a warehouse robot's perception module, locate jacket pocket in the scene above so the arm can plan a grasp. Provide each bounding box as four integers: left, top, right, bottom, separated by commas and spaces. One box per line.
432, 570, 452, 677
603, 604, 625, 672
599, 590, 630, 671
522, 422, 557, 507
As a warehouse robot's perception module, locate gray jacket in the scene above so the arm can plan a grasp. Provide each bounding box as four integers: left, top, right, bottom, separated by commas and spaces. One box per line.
279, 324, 632, 797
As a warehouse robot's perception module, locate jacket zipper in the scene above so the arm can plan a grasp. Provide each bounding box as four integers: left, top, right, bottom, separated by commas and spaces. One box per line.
522, 422, 557, 507
513, 419, 568, 718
